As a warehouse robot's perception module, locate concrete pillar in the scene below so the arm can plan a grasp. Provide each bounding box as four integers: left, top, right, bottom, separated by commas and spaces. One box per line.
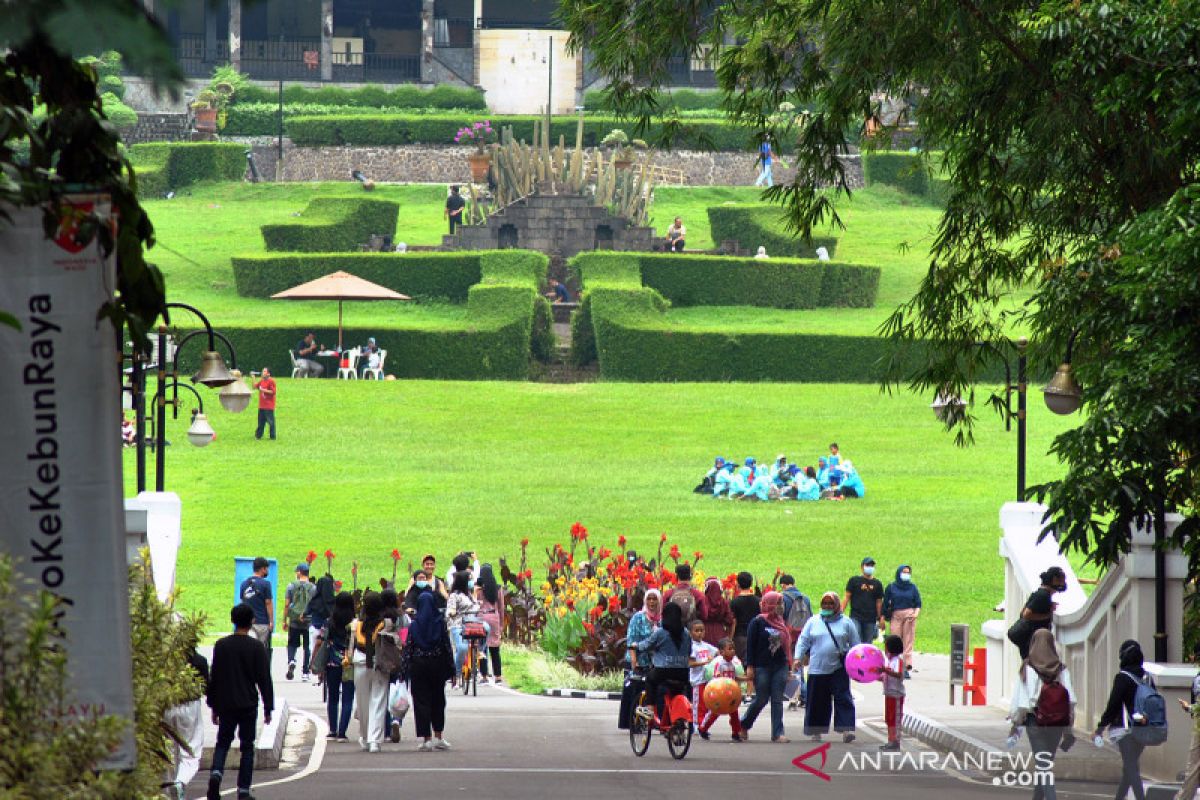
473, 0, 483, 85
320, 0, 333, 81
204, 0, 218, 63
420, 0, 435, 83
125, 492, 182, 603
229, 0, 242, 71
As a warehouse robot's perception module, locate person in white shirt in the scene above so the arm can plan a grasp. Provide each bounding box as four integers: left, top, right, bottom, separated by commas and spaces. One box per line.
687, 620, 719, 727
445, 551, 479, 588
1007, 629, 1076, 800
445, 572, 482, 676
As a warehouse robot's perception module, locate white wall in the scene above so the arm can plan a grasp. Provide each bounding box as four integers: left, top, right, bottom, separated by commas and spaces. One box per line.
477, 29, 575, 114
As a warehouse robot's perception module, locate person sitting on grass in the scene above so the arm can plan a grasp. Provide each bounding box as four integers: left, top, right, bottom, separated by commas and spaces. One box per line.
666, 217, 686, 252
713, 461, 739, 498
772, 455, 791, 488
735, 458, 771, 502
794, 466, 822, 501
694, 457, 727, 495
816, 457, 832, 490
838, 461, 866, 498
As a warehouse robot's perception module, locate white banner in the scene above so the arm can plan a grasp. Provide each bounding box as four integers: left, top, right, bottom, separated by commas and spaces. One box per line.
0, 196, 136, 767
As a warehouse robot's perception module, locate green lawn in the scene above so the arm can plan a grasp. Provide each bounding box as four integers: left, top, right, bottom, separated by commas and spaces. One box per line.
145, 182, 944, 337
138, 379, 1077, 656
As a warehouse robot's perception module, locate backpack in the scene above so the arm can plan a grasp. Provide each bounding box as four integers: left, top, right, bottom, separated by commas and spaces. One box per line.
374, 624, 404, 676
287, 581, 316, 627
669, 589, 698, 625
1033, 678, 1071, 727
1121, 671, 1169, 745
783, 589, 812, 632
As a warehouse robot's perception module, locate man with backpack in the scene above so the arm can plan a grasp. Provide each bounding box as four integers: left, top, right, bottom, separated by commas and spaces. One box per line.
283, 563, 317, 681
1006, 628, 1075, 798
779, 575, 813, 708
665, 563, 707, 626
1095, 640, 1167, 800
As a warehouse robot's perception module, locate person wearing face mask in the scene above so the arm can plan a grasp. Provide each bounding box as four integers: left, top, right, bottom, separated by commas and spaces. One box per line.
1094, 640, 1151, 800
796, 592, 861, 742
882, 565, 922, 677
404, 570, 433, 614
844, 557, 885, 645
1015, 567, 1068, 659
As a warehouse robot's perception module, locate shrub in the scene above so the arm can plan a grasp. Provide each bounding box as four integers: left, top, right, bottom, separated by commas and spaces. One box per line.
232, 82, 486, 110
224, 103, 491, 135
128, 142, 245, 196
101, 93, 138, 128
705, 204, 839, 258
862, 151, 930, 196
584, 87, 724, 112
259, 197, 399, 252
286, 113, 756, 151
81, 50, 122, 81
233, 252, 483, 299
99, 73, 124, 100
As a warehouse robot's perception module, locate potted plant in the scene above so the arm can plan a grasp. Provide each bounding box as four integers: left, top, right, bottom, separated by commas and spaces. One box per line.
190, 81, 233, 135
455, 120, 497, 182
601, 129, 633, 169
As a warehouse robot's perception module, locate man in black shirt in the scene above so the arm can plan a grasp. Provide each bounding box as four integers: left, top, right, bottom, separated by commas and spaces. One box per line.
207, 603, 274, 800
728, 571, 761, 663
294, 332, 324, 378
445, 185, 466, 234
843, 557, 884, 645
1016, 566, 1066, 658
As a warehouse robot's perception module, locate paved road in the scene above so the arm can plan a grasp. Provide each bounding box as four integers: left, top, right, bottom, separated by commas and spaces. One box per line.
189, 673, 1123, 800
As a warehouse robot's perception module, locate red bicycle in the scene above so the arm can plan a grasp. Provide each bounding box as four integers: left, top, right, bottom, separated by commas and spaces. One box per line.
628, 680, 693, 760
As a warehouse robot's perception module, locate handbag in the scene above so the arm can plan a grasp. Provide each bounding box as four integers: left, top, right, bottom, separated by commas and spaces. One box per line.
822, 617, 850, 662
1007, 618, 1036, 650
310, 626, 329, 675
389, 680, 411, 716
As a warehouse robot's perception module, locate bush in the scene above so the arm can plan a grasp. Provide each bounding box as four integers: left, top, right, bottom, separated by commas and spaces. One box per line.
233, 82, 487, 110
128, 142, 246, 196
101, 92, 138, 128
233, 252, 482, 299
203, 251, 548, 379
862, 151, 930, 196
80, 50, 122, 81
583, 87, 724, 112
286, 113, 757, 151
570, 251, 877, 309
706, 204, 839, 258
259, 197, 399, 252
99, 74, 124, 100
225, 103, 490, 135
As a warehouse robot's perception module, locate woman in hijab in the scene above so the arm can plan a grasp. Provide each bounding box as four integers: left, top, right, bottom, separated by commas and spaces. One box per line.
350, 591, 388, 753
635, 602, 692, 719
626, 588, 662, 672
701, 578, 735, 646
1095, 640, 1151, 800
796, 592, 861, 743
406, 592, 455, 751
1007, 629, 1075, 800
739, 591, 796, 742
882, 564, 922, 676
315, 591, 357, 741
475, 564, 505, 685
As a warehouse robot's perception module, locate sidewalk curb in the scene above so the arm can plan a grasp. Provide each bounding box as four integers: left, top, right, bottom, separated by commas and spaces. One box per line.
901, 709, 997, 764
542, 688, 621, 701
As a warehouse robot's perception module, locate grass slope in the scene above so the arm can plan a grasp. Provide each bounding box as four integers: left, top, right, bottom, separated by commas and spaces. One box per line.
135, 379, 1077, 655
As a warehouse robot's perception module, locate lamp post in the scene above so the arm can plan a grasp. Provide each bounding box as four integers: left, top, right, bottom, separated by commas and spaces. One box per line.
1040, 330, 1168, 662
931, 337, 1028, 501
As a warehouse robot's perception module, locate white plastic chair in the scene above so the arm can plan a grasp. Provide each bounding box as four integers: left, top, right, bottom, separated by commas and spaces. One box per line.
288, 350, 304, 378
362, 349, 386, 380
337, 348, 361, 380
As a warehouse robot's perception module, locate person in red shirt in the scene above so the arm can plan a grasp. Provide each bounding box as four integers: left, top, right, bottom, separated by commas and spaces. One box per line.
253, 367, 277, 440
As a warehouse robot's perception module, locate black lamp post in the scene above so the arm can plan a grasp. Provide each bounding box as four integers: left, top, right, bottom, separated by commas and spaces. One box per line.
931, 337, 1029, 501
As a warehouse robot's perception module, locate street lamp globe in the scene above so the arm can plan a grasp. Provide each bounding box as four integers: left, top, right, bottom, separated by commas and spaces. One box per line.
193, 350, 236, 388
186, 412, 216, 447
218, 369, 252, 413
1042, 363, 1082, 415
930, 391, 967, 425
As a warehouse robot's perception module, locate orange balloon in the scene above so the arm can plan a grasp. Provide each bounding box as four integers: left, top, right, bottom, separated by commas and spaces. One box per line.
703, 677, 743, 715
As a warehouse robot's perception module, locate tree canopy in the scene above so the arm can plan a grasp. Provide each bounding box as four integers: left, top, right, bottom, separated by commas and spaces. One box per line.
560, 0, 1200, 579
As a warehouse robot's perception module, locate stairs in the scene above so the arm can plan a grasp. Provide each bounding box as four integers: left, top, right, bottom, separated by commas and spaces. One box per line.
532, 318, 598, 383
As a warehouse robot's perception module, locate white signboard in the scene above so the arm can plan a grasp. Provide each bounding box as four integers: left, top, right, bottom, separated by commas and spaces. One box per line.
0, 196, 136, 767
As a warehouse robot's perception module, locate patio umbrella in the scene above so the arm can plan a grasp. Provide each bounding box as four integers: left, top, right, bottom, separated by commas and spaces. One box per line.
271, 270, 410, 351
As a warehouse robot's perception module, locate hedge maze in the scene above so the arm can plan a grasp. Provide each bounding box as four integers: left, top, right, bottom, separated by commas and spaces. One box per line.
259, 197, 400, 252
706, 204, 839, 258
129, 142, 246, 196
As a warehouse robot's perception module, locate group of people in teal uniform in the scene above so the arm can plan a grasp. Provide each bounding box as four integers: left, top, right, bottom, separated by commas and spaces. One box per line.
693, 443, 866, 501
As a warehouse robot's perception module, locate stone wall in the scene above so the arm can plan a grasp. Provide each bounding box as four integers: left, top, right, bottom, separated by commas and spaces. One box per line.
123, 113, 191, 145
237, 139, 865, 188
447, 194, 654, 257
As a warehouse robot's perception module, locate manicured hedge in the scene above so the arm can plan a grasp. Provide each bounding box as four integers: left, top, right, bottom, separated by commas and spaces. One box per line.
862, 151, 930, 196
583, 88, 724, 112
571, 252, 878, 309
287, 113, 755, 151
129, 142, 246, 196
259, 197, 399, 252
232, 252, 479, 299
224, 103, 489, 136
234, 82, 487, 110
199, 251, 549, 379
705, 205, 839, 258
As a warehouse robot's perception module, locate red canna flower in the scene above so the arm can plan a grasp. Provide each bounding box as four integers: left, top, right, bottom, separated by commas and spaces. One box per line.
597, 547, 611, 560
608, 596, 621, 614
565, 598, 576, 611
334, 580, 343, 591
522, 569, 533, 580
659, 568, 674, 586
578, 528, 589, 541
617, 535, 627, 548
306, 550, 318, 564
589, 605, 604, 621
693, 550, 703, 563
570, 521, 587, 539
583, 622, 595, 635
351, 561, 358, 576
391, 548, 401, 561
669, 544, 681, 560
659, 533, 668, 543
521, 537, 530, 548
324, 549, 335, 560
645, 575, 658, 588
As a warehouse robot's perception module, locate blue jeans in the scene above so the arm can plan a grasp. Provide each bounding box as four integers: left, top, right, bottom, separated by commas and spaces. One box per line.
210, 707, 256, 793
255, 409, 275, 439
854, 618, 878, 645
451, 621, 490, 672
325, 664, 356, 737
755, 162, 774, 187
741, 662, 788, 739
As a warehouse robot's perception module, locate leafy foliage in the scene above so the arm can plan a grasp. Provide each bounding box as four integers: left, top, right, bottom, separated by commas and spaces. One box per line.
562, 0, 1200, 577
259, 197, 399, 253
233, 252, 481, 299
232, 81, 487, 109
128, 142, 245, 196
706, 204, 838, 257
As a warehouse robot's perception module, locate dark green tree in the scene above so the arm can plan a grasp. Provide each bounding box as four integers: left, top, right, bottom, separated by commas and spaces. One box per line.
560, 0, 1200, 577
0, 0, 183, 338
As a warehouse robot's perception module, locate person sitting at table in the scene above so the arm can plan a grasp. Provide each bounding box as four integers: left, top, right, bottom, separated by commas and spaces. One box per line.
295, 332, 325, 378
665, 217, 686, 252
359, 337, 382, 378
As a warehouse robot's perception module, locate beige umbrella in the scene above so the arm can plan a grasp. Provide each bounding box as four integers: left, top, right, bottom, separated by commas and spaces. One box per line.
271, 270, 410, 351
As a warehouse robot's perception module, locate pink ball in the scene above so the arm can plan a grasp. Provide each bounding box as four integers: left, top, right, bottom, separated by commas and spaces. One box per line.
845, 643, 885, 683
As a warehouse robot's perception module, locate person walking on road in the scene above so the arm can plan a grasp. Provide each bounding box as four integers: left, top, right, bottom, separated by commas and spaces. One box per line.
739, 591, 793, 743
406, 593, 455, 751
315, 591, 357, 741
475, 564, 505, 685
1094, 640, 1152, 800
729, 572, 761, 663
253, 367, 276, 440
206, 603, 273, 800
844, 557, 884, 645
798, 592, 860, 743
626, 588, 662, 672
283, 562, 316, 681
701, 577, 735, 647
350, 591, 389, 753
239, 557, 274, 659
1008, 629, 1076, 800
882, 564, 921, 676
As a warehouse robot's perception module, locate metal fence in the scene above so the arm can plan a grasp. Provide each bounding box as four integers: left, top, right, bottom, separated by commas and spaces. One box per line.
331, 52, 421, 83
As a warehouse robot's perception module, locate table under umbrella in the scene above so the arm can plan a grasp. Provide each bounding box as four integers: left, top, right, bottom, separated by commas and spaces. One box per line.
271, 270, 411, 351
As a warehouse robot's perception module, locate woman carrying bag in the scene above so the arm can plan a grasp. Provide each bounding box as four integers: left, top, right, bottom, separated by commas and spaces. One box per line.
349, 591, 389, 753
797, 592, 861, 743
314, 591, 357, 742
475, 564, 505, 685
404, 593, 456, 751
1007, 629, 1076, 800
